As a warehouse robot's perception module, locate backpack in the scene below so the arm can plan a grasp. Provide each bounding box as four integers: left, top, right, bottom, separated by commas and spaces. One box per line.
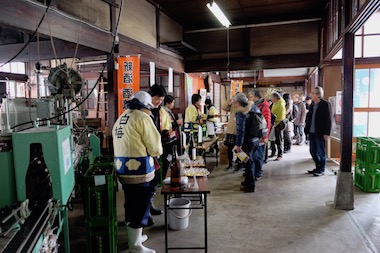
246, 111, 268, 138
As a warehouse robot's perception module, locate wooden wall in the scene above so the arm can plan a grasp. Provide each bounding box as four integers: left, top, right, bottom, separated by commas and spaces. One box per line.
118, 0, 156, 48
160, 13, 183, 43
57, 0, 110, 30
251, 22, 319, 56
323, 65, 343, 160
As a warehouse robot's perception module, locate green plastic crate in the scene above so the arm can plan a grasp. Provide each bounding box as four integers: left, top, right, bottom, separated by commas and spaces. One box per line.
87, 220, 118, 253
84, 163, 116, 224
93, 155, 114, 164
354, 164, 380, 193
356, 138, 380, 166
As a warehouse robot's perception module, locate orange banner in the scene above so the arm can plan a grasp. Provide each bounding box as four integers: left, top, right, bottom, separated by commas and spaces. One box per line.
117, 55, 140, 116
231, 80, 243, 97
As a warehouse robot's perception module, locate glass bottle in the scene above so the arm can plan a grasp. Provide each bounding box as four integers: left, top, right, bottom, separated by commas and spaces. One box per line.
170, 145, 181, 187
189, 130, 197, 161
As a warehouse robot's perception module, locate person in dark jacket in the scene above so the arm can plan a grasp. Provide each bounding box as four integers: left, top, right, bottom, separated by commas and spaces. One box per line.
304, 86, 332, 177
249, 89, 271, 179
233, 93, 259, 192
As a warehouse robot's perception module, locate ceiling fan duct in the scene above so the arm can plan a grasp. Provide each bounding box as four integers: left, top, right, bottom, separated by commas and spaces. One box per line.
48, 63, 84, 98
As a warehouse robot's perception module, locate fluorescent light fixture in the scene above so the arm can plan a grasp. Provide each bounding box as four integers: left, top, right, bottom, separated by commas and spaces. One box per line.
206, 1, 231, 28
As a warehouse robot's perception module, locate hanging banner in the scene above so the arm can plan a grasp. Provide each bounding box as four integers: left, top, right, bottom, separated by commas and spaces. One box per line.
231, 80, 243, 97
117, 55, 140, 116
150, 61, 155, 86
168, 67, 173, 92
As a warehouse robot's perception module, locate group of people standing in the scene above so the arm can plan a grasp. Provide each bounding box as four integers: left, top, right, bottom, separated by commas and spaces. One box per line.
111, 83, 331, 252
112, 85, 219, 253
222, 86, 332, 193
222, 90, 272, 192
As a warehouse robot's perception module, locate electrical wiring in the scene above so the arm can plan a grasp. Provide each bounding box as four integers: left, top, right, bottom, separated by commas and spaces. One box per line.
0, 1, 52, 69
11, 0, 125, 130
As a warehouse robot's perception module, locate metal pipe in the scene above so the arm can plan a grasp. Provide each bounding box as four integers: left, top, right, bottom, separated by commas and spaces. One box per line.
185, 18, 321, 34
4, 98, 11, 132
35, 62, 41, 99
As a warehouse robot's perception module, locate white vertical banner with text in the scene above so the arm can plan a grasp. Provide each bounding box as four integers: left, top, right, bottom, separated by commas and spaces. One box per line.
168, 67, 173, 92
149, 61, 155, 86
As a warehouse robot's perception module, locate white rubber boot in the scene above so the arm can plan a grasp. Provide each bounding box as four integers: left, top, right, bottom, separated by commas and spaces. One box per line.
126, 226, 155, 253
141, 233, 148, 243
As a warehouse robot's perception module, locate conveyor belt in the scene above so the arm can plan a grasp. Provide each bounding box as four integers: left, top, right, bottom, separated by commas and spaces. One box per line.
2, 199, 50, 253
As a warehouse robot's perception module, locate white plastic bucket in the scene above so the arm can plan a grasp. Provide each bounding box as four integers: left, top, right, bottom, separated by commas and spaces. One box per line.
168, 198, 191, 230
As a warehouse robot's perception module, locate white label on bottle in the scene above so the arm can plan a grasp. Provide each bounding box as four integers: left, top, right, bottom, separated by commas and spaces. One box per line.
192, 148, 197, 160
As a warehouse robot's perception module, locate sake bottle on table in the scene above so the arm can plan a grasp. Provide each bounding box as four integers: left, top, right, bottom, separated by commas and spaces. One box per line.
189, 131, 197, 161
170, 145, 181, 187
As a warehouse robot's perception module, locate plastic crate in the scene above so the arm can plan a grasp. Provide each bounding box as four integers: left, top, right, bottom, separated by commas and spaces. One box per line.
84, 164, 117, 224
93, 155, 114, 165
356, 140, 380, 166
354, 164, 380, 193
357, 137, 380, 146
87, 221, 118, 253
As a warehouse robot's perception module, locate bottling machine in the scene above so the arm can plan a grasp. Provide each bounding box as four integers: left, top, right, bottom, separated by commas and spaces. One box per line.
0, 63, 100, 253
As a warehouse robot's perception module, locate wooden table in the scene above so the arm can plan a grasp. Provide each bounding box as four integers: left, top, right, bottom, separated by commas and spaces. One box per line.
161, 177, 211, 252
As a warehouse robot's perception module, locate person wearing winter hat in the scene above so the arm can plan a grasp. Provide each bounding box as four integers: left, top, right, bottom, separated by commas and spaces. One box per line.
113, 91, 162, 253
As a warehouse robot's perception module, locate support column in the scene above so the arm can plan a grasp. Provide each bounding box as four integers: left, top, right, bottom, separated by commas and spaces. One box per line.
334, 31, 354, 210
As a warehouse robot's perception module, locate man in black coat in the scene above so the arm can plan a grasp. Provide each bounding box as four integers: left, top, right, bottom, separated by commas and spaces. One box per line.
304, 86, 332, 176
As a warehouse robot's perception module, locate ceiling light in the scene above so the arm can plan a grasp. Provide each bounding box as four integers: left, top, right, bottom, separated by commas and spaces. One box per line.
206, 1, 231, 28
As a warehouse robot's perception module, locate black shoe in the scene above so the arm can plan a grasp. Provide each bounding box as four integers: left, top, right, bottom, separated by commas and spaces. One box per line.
150, 206, 163, 216
240, 185, 255, 192
313, 171, 325, 177
255, 177, 262, 181
268, 153, 276, 158
225, 164, 233, 170
234, 164, 243, 172
307, 169, 316, 174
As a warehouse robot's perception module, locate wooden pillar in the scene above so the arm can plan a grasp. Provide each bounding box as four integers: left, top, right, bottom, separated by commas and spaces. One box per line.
334, 0, 355, 210
106, 0, 117, 152
340, 32, 354, 173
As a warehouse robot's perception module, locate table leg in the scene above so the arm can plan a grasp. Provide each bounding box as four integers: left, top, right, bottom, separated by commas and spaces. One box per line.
204, 194, 208, 253
164, 194, 168, 253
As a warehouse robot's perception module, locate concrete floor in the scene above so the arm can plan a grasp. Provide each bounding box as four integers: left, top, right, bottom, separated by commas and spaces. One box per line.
68, 144, 380, 253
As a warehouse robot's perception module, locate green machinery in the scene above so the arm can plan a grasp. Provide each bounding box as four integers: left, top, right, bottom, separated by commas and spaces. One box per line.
12, 126, 75, 205
0, 63, 101, 252
0, 150, 16, 208
0, 125, 75, 253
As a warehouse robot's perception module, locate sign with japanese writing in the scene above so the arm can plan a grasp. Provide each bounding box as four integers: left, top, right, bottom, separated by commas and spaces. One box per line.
231, 80, 243, 97
117, 55, 140, 116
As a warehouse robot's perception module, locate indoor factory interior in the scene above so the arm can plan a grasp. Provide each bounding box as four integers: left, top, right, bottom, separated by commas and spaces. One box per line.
1, 0, 380, 253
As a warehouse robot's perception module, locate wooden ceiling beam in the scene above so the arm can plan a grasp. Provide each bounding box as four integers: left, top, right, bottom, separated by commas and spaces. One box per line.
0, 40, 105, 62
229, 76, 307, 83
0, 0, 113, 52
185, 53, 319, 72
0, 72, 28, 82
